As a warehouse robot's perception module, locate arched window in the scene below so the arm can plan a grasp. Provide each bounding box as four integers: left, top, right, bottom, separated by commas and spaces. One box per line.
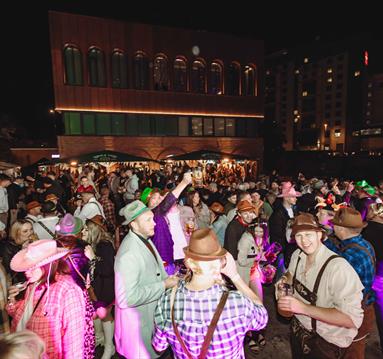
133, 51, 149, 90
88, 47, 106, 87
174, 57, 187, 92
112, 50, 128, 88
226, 62, 240, 95
191, 59, 206, 93
63, 45, 83, 85
153, 54, 169, 91
209, 61, 223, 94
243, 64, 257, 96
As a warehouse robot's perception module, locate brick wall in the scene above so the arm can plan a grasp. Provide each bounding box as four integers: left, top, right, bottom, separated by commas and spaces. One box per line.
58, 136, 263, 161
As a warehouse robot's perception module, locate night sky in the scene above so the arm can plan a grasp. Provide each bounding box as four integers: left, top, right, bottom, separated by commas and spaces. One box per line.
1, 2, 381, 144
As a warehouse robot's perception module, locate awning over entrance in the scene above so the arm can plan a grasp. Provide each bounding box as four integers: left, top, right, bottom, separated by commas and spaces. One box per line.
61, 150, 155, 163
164, 150, 249, 161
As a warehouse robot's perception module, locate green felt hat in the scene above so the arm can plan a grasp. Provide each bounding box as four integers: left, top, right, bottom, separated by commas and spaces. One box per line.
140, 187, 154, 205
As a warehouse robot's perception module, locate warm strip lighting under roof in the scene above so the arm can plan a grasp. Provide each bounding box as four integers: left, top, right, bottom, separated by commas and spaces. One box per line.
55, 107, 264, 118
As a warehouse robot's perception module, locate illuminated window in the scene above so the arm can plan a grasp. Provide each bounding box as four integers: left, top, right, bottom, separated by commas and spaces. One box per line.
112, 50, 128, 88
210, 61, 223, 95
302, 91, 308, 97
334, 129, 341, 137
192, 60, 206, 93
154, 54, 169, 91
327, 78, 333, 83
243, 64, 257, 96
266, 70, 270, 75
174, 57, 187, 92
304, 58, 309, 63
327, 68, 333, 73
295, 69, 300, 74
63, 45, 83, 85
88, 47, 106, 87
294, 110, 298, 115
368, 92, 372, 97
354, 71, 360, 77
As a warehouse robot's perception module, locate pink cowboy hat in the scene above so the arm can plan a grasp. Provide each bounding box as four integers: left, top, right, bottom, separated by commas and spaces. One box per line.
10, 240, 69, 272
277, 182, 301, 198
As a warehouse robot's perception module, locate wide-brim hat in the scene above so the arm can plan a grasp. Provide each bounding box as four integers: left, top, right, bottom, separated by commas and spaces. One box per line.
183, 228, 227, 261
209, 202, 225, 215
10, 239, 69, 272
45, 193, 59, 202
26, 201, 41, 211
87, 214, 107, 232
119, 200, 151, 225
237, 200, 256, 213
278, 185, 301, 198
291, 213, 324, 238
330, 207, 367, 229
56, 213, 83, 236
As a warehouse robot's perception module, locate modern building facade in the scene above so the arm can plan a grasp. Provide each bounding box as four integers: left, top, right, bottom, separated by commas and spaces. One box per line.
49, 11, 264, 162
265, 37, 371, 152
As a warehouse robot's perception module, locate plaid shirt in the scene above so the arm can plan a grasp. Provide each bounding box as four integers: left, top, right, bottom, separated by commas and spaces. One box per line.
99, 195, 116, 230
152, 281, 268, 359
7, 274, 85, 359
325, 234, 376, 305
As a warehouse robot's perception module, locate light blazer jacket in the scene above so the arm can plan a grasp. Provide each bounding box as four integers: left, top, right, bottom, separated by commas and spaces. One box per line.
114, 230, 167, 358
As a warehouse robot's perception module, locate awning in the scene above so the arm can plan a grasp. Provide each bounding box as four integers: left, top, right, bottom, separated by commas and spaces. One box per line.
61, 150, 156, 163
163, 150, 250, 161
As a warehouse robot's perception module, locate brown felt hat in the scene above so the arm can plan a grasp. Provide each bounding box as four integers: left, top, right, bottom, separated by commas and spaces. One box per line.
331, 207, 367, 229
237, 200, 256, 213
183, 228, 227, 261
291, 213, 324, 238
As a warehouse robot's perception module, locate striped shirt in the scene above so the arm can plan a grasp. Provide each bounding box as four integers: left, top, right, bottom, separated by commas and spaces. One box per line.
152, 281, 268, 359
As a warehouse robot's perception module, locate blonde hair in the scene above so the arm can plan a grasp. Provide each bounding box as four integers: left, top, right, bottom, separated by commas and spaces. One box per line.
369, 203, 383, 218
85, 220, 114, 250
9, 220, 32, 242
0, 330, 45, 359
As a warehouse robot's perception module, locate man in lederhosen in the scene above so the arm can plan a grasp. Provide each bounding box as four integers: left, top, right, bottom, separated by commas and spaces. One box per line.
276, 213, 364, 358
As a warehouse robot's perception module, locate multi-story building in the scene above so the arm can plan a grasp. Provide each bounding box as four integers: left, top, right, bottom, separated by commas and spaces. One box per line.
48, 11, 264, 163
265, 37, 369, 152
352, 72, 383, 151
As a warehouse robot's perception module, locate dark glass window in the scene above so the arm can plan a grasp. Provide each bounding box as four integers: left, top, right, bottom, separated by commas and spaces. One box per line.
83, 113, 96, 135
153, 55, 169, 91
138, 115, 151, 136
174, 58, 187, 92
133, 52, 149, 90
63, 46, 83, 85
209, 62, 223, 94
112, 50, 128, 88
191, 60, 206, 93
226, 62, 240, 95
204, 118, 214, 135
178, 117, 189, 136
126, 114, 139, 136
214, 118, 225, 136
111, 114, 125, 135
64, 112, 81, 135
96, 113, 111, 135
88, 48, 106, 87
226, 119, 235, 136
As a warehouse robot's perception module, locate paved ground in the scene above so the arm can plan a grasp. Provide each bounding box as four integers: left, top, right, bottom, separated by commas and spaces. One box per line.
101, 285, 382, 358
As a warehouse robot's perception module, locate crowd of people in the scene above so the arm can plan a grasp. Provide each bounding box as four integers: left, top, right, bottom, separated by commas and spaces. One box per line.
0, 163, 382, 358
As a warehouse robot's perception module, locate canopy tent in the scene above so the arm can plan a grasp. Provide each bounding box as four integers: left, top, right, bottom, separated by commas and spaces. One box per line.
61, 150, 156, 164
164, 150, 249, 161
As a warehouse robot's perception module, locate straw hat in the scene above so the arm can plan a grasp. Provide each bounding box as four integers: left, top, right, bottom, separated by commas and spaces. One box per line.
10, 240, 69, 272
